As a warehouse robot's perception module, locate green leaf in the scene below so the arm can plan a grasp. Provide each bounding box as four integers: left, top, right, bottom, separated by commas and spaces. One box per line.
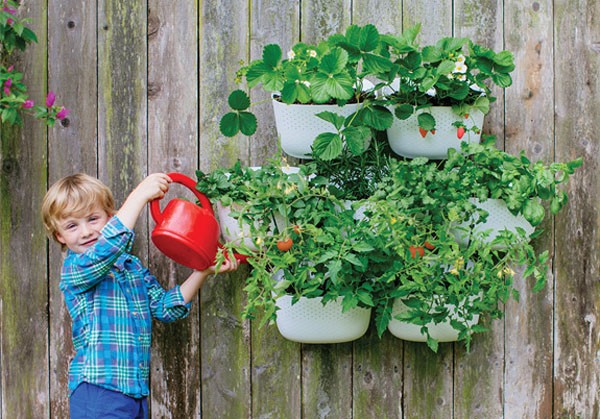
491, 72, 513, 88
263, 43, 282, 67
493, 50, 515, 67
394, 103, 414, 120
360, 105, 394, 130
358, 24, 380, 52
319, 47, 349, 75
238, 112, 258, 136
362, 53, 394, 74
417, 112, 436, 130
426, 335, 439, 352
228, 90, 251, 111
344, 126, 371, 156
312, 71, 354, 101
523, 199, 545, 226
312, 132, 342, 160
316, 111, 345, 130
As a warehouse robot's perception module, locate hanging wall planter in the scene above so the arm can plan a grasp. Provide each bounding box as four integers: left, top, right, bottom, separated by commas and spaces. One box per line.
387, 296, 480, 343
386, 107, 484, 160
275, 295, 371, 344
451, 198, 535, 249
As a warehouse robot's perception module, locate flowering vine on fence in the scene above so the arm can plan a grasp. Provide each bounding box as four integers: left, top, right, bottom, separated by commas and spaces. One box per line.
1, 0, 68, 127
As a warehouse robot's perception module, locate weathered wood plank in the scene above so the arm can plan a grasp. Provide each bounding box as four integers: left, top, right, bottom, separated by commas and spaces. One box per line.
453, 2, 506, 418
554, 0, 600, 417
47, 0, 99, 417
0, 1, 48, 418
403, 343, 454, 419
199, 0, 250, 171
146, 1, 202, 417
353, 330, 404, 418
301, 0, 352, 42
199, 1, 253, 417
502, 1, 555, 417
352, 0, 402, 34
302, 343, 354, 418
97, 1, 148, 230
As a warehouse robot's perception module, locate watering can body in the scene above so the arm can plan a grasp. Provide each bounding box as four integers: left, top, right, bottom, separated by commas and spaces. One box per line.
150, 172, 246, 271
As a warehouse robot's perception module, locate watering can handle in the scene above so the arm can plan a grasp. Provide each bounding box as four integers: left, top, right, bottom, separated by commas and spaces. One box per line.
150, 172, 214, 224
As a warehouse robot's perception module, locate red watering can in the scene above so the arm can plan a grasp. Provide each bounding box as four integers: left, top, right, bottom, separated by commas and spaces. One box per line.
150, 172, 247, 271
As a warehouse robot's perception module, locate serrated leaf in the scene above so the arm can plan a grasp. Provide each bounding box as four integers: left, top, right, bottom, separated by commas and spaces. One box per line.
316, 111, 345, 130
394, 103, 414, 120
417, 112, 436, 130
312, 132, 342, 160
263, 44, 282, 67
344, 126, 371, 156
228, 90, 251, 111
238, 112, 258, 136
219, 112, 240, 136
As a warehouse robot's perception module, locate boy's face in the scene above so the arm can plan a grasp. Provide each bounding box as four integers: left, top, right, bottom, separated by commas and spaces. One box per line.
55, 204, 111, 253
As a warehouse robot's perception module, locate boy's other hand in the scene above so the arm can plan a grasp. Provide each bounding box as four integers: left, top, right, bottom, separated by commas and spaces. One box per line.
134, 173, 172, 203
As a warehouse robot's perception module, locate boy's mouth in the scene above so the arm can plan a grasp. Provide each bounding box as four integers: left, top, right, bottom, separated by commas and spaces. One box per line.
81, 238, 98, 247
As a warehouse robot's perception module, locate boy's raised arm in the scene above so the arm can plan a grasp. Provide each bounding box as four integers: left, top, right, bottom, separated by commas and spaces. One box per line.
116, 173, 172, 229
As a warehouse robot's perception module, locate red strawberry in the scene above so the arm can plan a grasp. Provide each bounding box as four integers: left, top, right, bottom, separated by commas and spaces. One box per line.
464, 113, 469, 119
277, 238, 293, 252
430, 129, 436, 135
419, 127, 428, 138
457, 126, 466, 139
424, 241, 435, 250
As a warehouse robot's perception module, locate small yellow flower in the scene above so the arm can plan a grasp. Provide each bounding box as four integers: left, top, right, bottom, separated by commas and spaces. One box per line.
255, 237, 263, 245
390, 217, 397, 224
449, 268, 459, 276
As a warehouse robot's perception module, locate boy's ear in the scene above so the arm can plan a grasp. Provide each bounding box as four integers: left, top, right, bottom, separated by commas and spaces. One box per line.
55, 231, 66, 245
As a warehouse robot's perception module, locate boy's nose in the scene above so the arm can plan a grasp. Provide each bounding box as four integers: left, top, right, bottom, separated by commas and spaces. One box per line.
80, 223, 93, 237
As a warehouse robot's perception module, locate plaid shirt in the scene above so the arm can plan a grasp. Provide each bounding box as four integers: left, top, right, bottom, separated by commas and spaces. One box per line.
60, 216, 191, 398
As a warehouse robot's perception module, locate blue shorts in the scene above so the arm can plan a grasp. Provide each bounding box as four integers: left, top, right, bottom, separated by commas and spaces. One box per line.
70, 382, 148, 419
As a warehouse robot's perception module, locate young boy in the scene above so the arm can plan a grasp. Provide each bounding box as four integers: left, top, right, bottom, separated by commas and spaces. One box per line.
42, 173, 237, 418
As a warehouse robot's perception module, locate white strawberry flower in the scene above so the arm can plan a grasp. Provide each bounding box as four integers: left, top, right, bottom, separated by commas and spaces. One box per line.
287, 50, 296, 60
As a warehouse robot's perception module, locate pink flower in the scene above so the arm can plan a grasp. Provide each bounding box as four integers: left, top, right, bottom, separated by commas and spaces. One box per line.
3, 6, 17, 15
6, 17, 13, 25
7, 65, 13, 72
45, 91, 56, 107
23, 99, 34, 109
4, 78, 11, 88
3, 86, 10, 96
56, 107, 70, 120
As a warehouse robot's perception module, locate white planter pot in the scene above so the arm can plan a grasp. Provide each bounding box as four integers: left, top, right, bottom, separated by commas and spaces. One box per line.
272, 99, 364, 159
275, 295, 371, 344
452, 198, 535, 249
386, 106, 484, 159
387, 296, 480, 343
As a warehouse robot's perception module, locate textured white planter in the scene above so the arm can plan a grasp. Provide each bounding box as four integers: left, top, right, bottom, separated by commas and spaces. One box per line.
386, 106, 484, 159
387, 296, 480, 343
275, 295, 371, 344
452, 198, 535, 249
272, 100, 364, 159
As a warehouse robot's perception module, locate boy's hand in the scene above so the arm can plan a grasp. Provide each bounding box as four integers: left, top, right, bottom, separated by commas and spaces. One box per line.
132, 173, 172, 203
201, 256, 239, 275
116, 173, 172, 230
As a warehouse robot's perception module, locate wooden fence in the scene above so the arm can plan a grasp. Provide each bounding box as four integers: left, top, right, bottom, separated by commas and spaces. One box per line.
0, 0, 598, 417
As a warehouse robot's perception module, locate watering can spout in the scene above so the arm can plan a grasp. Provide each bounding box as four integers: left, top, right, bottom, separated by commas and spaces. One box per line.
150, 172, 247, 270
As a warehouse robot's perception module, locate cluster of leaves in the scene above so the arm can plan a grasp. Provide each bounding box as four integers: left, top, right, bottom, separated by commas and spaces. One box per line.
380, 23, 516, 132
0, 0, 68, 126
445, 137, 583, 226
219, 23, 395, 161
199, 141, 581, 351
360, 157, 550, 351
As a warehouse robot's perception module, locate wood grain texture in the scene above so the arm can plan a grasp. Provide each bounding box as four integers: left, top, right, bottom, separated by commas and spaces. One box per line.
0, 1, 48, 418
554, 0, 600, 417
503, 1, 556, 417
147, 1, 201, 417
47, 0, 99, 417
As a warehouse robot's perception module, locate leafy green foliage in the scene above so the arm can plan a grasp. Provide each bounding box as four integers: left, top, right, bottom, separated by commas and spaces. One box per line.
0, 1, 68, 126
